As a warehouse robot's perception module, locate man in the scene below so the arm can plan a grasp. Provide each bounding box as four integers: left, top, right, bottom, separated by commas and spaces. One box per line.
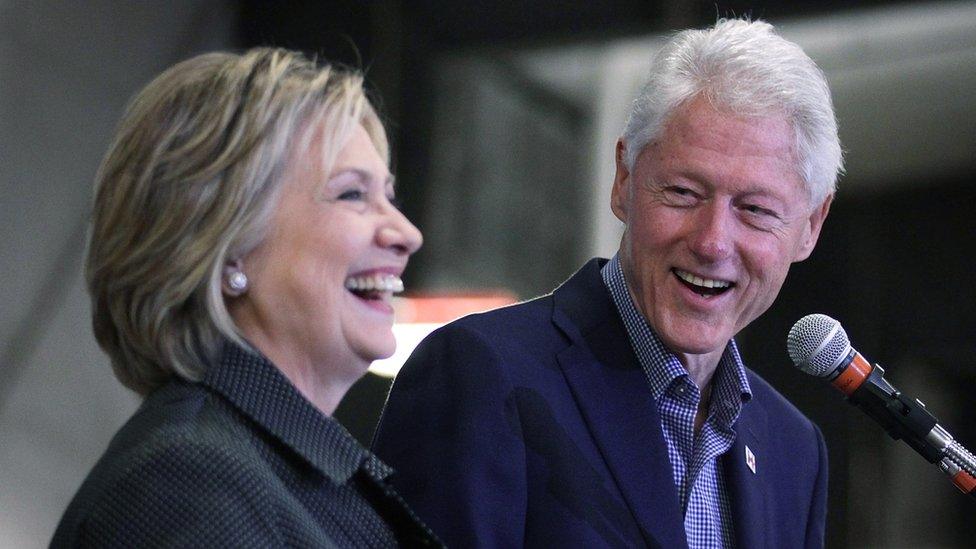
374, 18, 841, 548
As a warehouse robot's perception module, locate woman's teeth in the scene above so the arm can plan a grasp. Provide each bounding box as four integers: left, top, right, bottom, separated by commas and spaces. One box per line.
344, 274, 405, 294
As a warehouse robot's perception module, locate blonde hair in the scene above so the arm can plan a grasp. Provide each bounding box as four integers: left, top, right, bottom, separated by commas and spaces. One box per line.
87, 47, 387, 394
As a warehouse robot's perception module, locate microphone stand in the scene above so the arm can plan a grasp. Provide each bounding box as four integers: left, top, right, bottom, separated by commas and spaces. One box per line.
845, 363, 976, 499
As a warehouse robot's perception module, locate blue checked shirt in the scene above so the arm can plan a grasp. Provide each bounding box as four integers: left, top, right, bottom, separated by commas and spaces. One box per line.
602, 256, 752, 549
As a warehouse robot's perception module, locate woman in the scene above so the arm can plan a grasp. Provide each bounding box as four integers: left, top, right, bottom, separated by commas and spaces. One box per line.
52, 48, 440, 547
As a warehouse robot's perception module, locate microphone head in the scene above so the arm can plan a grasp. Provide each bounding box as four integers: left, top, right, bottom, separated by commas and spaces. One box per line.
787, 313, 852, 377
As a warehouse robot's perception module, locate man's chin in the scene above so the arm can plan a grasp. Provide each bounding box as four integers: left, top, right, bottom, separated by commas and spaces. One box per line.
657, 324, 732, 359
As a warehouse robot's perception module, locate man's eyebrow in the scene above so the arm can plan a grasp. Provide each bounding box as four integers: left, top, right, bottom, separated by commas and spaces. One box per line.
655, 170, 706, 189
738, 184, 791, 201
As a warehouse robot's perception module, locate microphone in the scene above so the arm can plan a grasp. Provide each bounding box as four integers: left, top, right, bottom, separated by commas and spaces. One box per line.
788, 313, 976, 499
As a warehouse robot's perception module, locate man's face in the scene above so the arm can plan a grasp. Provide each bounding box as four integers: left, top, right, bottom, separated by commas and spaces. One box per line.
611, 97, 831, 363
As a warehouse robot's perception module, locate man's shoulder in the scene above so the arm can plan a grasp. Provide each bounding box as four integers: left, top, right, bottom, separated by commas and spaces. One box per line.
432, 257, 610, 342
450, 293, 554, 334
411, 295, 562, 370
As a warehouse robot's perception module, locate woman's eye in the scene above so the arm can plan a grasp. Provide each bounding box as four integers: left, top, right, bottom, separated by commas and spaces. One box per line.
338, 189, 365, 201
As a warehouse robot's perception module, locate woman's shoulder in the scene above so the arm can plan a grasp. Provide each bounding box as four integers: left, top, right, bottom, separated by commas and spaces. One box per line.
51, 380, 289, 547
97, 379, 256, 464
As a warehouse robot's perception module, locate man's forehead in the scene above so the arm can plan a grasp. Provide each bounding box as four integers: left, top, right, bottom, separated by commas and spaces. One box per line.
665, 99, 794, 155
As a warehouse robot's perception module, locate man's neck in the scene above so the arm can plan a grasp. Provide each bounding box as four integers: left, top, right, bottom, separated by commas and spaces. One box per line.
677, 348, 724, 392
677, 350, 724, 434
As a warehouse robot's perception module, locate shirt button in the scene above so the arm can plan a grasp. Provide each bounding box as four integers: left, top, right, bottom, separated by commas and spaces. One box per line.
674, 385, 687, 396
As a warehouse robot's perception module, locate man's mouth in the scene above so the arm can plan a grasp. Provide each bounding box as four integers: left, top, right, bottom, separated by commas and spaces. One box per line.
673, 268, 734, 297
344, 273, 405, 301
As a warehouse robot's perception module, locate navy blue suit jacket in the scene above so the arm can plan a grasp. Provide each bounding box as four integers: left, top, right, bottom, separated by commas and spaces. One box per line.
374, 259, 827, 548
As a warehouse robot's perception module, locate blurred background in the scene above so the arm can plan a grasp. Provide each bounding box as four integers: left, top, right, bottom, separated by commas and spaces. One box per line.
2, 1, 975, 547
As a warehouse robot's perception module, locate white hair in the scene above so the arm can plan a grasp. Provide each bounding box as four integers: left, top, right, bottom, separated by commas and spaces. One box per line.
622, 18, 843, 206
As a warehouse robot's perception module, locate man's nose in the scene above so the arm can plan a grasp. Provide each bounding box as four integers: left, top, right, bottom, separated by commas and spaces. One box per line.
688, 202, 734, 263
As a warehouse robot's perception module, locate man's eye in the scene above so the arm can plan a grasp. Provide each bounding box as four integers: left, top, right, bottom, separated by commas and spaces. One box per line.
740, 204, 785, 231
664, 186, 696, 197
743, 204, 775, 217
338, 189, 365, 201
662, 186, 698, 204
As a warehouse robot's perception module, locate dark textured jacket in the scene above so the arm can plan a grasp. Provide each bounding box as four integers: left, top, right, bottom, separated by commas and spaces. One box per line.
52, 341, 441, 548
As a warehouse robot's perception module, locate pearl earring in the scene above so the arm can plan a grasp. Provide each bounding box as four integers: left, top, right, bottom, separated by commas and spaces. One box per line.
226, 270, 248, 293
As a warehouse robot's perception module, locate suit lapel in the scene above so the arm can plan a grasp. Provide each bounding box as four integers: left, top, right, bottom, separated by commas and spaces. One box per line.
723, 390, 769, 549
552, 260, 687, 549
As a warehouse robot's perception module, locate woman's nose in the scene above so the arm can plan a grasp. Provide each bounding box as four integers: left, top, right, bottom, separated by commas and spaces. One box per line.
377, 204, 423, 256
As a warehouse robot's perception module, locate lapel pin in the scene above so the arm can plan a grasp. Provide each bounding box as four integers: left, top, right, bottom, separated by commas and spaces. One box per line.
745, 445, 757, 474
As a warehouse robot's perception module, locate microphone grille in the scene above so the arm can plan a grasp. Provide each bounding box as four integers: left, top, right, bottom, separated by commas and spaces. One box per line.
787, 313, 850, 377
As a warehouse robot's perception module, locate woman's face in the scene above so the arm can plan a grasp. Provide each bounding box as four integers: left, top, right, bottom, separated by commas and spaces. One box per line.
234, 122, 422, 384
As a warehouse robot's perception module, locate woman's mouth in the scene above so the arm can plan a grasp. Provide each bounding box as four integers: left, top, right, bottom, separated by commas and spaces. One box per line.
344, 273, 405, 301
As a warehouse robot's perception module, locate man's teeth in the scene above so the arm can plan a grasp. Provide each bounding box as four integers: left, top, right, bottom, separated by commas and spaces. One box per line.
344, 274, 405, 293
675, 269, 731, 289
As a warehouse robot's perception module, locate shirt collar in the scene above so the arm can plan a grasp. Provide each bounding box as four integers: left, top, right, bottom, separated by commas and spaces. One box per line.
201, 340, 392, 484
600, 255, 752, 421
